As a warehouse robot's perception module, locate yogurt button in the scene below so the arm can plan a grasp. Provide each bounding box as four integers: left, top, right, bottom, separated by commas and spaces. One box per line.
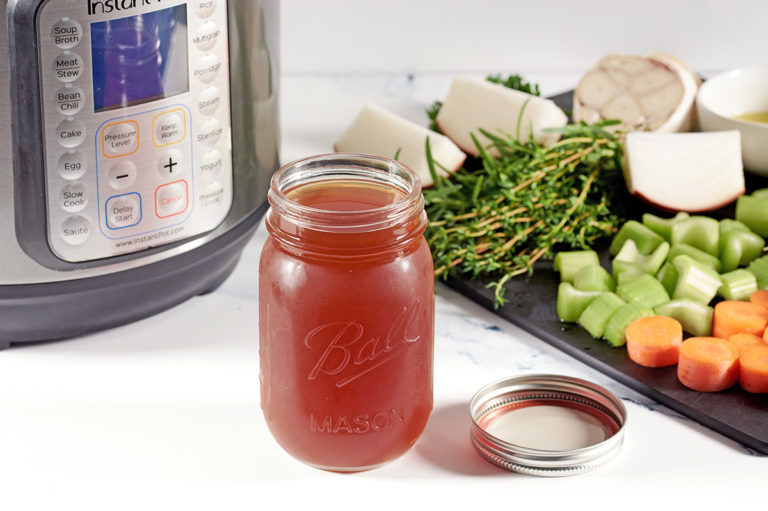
60, 183, 88, 213
56, 118, 86, 148
194, 0, 217, 18
51, 19, 83, 49
61, 215, 91, 245
55, 85, 85, 115
107, 160, 137, 189
194, 20, 220, 51
57, 151, 86, 180
193, 53, 221, 84
53, 52, 83, 83
199, 149, 223, 177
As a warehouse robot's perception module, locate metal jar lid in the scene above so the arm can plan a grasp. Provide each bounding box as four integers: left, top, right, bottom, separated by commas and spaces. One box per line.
470, 374, 627, 477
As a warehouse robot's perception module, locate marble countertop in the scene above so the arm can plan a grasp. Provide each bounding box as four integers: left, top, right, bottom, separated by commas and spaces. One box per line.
0, 73, 764, 509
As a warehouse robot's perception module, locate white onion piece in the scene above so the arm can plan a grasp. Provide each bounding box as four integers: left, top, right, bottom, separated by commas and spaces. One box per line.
435, 77, 568, 156
624, 131, 745, 212
334, 103, 466, 188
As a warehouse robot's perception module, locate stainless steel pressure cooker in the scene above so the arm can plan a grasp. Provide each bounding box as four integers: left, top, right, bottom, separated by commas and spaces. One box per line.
0, 0, 279, 346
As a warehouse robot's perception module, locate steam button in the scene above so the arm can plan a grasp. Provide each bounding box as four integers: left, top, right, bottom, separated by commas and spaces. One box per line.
53, 52, 83, 83
195, 0, 217, 18
197, 86, 221, 115
56, 118, 86, 148
61, 215, 90, 245
51, 19, 83, 50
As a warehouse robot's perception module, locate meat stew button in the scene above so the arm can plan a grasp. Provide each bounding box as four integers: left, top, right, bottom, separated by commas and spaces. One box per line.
53, 52, 83, 83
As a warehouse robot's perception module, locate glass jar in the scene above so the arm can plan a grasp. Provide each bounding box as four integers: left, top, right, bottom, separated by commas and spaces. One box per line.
259, 153, 434, 472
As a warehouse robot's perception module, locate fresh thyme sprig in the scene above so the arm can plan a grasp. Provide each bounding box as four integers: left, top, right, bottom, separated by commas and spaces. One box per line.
424, 120, 626, 307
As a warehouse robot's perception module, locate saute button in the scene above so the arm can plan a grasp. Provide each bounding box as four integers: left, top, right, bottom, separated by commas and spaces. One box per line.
193, 53, 220, 84
60, 183, 88, 213
51, 18, 83, 49
153, 111, 185, 146
194, 0, 217, 18
197, 117, 223, 146
61, 215, 90, 245
57, 150, 86, 180
157, 149, 185, 178
155, 181, 188, 218
56, 118, 86, 148
197, 86, 220, 115
103, 121, 139, 157
199, 149, 223, 178
194, 20, 220, 51
106, 193, 141, 229
108, 160, 137, 189
53, 52, 83, 83
55, 85, 85, 115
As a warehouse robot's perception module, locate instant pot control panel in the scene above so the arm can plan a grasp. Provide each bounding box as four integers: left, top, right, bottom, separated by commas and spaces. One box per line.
33, 0, 232, 263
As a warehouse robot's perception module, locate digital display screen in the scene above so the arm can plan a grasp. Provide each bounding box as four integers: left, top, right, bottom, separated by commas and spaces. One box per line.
91, 5, 189, 112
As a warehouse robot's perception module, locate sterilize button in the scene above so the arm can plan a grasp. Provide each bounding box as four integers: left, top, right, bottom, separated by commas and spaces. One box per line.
197, 86, 221, 115
103, 121, 139, 157
53, 52, 83, 83
199, 181, 224, 208
55, 85, 85, 115
197, 117, 223, 146
57, 151, 86, 180
199, 149, 223, 178
195, 0, 217, 18
61, 215, 90, 245
153, 111, 185, 146
194, 21, 220, 51
155, 181, 189, 218
106, 193, 142, 229
56, 118, 86, 148
157, 149, 185, 178
193, 53, 221, 84
60, 183, 88, 213
108, 160, 137, 189
51, 18, 83, 49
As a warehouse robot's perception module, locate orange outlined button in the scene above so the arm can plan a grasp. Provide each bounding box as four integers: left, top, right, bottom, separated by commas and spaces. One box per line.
102, 120, 139, 158
155, 180, 188, 218
153, 108, 187, 147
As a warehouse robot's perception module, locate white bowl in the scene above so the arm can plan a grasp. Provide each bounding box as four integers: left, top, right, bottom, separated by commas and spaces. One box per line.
697, 67, 768, 175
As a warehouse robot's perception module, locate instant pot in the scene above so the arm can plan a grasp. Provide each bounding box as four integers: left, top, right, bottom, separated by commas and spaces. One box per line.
0, 0, 279, 347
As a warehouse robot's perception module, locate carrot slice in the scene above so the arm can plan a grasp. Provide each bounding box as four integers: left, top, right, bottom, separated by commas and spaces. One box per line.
625, 316, 683, 367
751, 289, 768, 310
728, 333, 765, 354
739, 344, 768, 393
712, 300, 768, 339
677, 337, 740, 392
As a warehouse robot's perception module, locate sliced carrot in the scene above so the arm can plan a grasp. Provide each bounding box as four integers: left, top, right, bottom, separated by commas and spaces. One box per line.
625, 316, 683, 367
712, 300, 768, 339
728, 333, 765, 354
677, 337, 740, 392
750, 289, 768, 310
739, 344, 768, 393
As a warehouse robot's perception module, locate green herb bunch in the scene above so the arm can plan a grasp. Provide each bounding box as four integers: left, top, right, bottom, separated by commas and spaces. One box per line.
424, 121, 627, 307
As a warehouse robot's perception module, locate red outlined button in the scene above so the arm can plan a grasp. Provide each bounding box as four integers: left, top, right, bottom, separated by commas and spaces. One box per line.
155, 180, 188, 218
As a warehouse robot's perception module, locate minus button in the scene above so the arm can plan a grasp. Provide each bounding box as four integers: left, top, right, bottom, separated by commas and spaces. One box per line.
107, 160, 137, 189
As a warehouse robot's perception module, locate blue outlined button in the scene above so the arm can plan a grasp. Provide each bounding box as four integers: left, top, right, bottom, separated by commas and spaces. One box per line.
105, 192, 142, 230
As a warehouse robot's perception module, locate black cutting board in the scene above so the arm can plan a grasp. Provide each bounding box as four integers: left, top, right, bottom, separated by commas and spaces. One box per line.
446, 91, 768, 454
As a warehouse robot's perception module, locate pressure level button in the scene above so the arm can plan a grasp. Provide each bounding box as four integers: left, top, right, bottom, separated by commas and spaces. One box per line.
51, 19, 83, 49
53, 52, 83, 83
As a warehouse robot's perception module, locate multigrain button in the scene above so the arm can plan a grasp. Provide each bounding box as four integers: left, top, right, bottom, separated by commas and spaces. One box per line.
55, 85, 85, 115
194, 0, 217, 18
56, 118, 86, 148
199, 149, 223, 178
157, 149, 185, 178
193, 53, 221, 84
57, 151, 86, 180
102, 120, 139, 157
51, 18, 83, 49
106, 193, 141, 229
155, 180, 188, 218
53, 52, 83, 83
108, 160, 137, 189
153, 111, 185, 146
60, 183, 88, 213
197, 86, 221, 115
193, 20, 220, 51
61, 215, 90, 245
197, 117, 223, 146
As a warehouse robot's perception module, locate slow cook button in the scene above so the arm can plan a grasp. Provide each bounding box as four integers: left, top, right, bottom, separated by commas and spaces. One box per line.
51, 18, 83, 49
155, 181, 188, 218
196, 118, 223, 146
194, 0, 217, 18
199, 149, 223, 177
106, 193, 141, 229
60, 183, 87, 213
199, 181, 224, 208
55, 85, 85, 115
193, 53, 220, 84
57, 150, 86, 180
53, 52, 83, 83
197, 85, 220, 115
56, 118, 86, 148
103, 120, 139, 157
193, 20, 220, 51
61, 215, 90, 245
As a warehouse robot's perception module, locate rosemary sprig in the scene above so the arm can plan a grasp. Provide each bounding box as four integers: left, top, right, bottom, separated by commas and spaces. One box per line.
424, 120, 626, 307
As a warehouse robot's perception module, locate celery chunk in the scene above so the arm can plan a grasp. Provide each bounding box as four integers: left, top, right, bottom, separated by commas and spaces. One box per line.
668, 243, 722, 273
656, 262, 679, 297
736, 195, 768, 237
609, 220, 664, 256
671, 255, 722, 304
747, 256, 768, 289
572, 264, 615, 292
718, 269, 758, 301
642, 212, 690, 242
719, 229, 765, 272
613, 239, 670, 275
604, 303, 654, 347
554, 250, 600, 283
578, 292, 626, 339
556, 283, 602, 322
616, 273, 670, 309
654, 299, 714, 337
670, 216, 720, 256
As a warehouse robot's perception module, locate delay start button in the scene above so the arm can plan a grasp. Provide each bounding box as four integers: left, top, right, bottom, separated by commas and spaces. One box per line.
106, 193, 142, 229
155, 180, 188, 218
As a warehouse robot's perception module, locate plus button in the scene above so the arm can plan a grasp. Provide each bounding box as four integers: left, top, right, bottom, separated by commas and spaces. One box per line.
157, 150, 184, 178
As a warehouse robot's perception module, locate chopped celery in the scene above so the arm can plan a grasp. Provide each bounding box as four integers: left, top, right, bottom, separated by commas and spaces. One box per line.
616, 271, 644, 286
611, 259, 645, 280
556, 283, 602, 322
572, 264, 615, 292
578, 292, 626, 339
736, 195, 768, 237
614, 239, 670, 275
616, 273, 670, 309
656, 262, 679, 296
654, 299, 714, 337
718, 269, 758, 301
671, 254, 722, 304
751, 188, 768, 199
719, 229, 765, 272
668, 243, 722, 272
670, 216, 720, 256
747, 256, 768, 289
642, 212, 690, 242
604, 303, 654, 347
554, 250, 600, 283
719, 218, 752, 235
609, 220, 664, 256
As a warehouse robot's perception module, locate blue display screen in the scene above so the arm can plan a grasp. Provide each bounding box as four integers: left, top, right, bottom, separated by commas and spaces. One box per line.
91, 5, 189, 112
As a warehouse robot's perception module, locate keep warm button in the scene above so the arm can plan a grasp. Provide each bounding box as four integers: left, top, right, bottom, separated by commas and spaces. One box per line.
106, 193, 141, 229
153, 110, 186, 147
155, 180, 188, 218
